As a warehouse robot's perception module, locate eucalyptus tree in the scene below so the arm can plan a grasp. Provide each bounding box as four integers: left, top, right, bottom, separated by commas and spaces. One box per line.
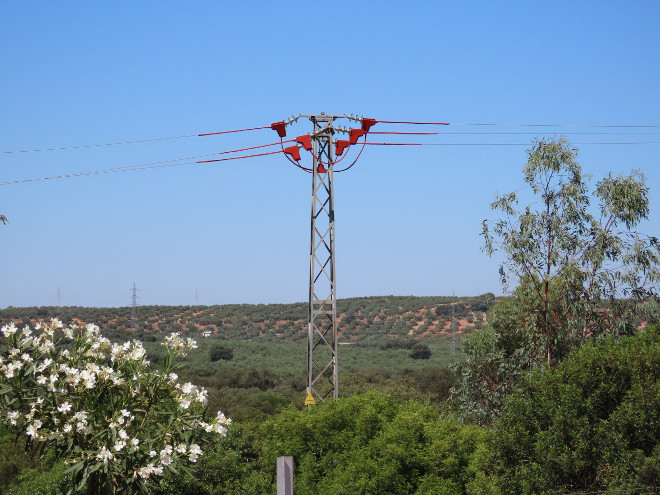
453, 138, 660, 423
483, 137, 659, 365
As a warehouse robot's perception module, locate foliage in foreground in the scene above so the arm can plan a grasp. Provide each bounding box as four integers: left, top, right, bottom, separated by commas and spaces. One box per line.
159, 392, 492, 495
0, 320, 231, 494
161, 322, 660, 495
3, 320, 660, 495
490, 322, 660, 494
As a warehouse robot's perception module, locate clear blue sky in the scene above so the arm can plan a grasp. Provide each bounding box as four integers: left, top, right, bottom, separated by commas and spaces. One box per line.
1, 1, 659, 308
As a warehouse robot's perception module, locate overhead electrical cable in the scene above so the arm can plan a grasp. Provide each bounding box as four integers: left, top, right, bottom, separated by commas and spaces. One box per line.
375, 120, 450, 125
369, 131, 439, 135
196, 139, 294, 160
196, 149, 283, 164
425, 131, 660, 135
375, 120, 660, 128
450, 123, 660, 128
4, 122, 660, 154
0, 149, 286, 186
1, 124, 272, 154
364, 141, 660, 147
197, 125, 271, 136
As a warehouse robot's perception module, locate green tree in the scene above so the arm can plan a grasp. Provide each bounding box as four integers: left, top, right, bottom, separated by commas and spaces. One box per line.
453, 138, 660, 423
483, 137, 659, 365
409, 343, 431, 360
209, 344, 234, 362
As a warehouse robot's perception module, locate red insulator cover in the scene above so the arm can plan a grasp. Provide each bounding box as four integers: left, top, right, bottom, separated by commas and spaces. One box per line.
361, 118, 377, 132
335, 140, 350, 156
283, 145, 301, 161
349, 128, 366, 145
295, 134, 312, 151
270, 121, 287, 138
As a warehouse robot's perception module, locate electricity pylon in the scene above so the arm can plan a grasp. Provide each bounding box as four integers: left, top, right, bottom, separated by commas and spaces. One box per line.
307, 114, 339, 403
272, 113, 374, 405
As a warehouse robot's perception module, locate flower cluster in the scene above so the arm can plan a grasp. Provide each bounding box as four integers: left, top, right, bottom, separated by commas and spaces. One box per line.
0, 319, 230, 493
162, 332, 198, 356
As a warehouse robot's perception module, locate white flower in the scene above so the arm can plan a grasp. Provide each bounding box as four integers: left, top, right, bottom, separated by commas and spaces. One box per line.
114, 440, 126, 452
149, 450, 157, 458
26, 424, 39, 438
188, 443, 203, 462
159, 445, 173, 466
1, 323, 18, 337
217, 411, 231, 425
137, 465, 153, 479
131, 438, 139, 447
118, 429, 129, 440
97, 446, 114, 464
4, 365, 15, 379
7, 411, 20, 425
57, 401, 72, 413
196, 389, 208, 404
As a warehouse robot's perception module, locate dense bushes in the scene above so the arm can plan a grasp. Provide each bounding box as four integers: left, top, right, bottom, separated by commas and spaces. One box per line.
489, 323, 660, 493
158, 393, 490, 495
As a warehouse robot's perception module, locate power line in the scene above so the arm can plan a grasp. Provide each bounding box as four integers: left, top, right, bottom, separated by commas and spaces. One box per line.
2, 139, 658, 187
1, 124, 272, 154
0, 149, 286, 186
451, 122, 660, 128
4, 122, 660, 155
364, 141, 660, 146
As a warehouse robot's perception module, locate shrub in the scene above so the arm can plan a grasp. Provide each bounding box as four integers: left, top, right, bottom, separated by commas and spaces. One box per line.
409, 343, 431, 359
209, 344, 234, 362
0, 320, 231, 494
492, 323, 660, 493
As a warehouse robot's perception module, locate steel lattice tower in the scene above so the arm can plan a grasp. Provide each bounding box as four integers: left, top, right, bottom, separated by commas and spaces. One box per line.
130, 282, 139, 329
272, 113, 374, 405
307, 114, 339, 403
